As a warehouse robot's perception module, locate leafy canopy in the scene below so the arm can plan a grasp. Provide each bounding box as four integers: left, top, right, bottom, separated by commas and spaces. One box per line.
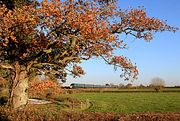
0, 0, 178, 82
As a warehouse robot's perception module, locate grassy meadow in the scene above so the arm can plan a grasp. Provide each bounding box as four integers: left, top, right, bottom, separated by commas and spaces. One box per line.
1, 89, 180, 120
58, 92, 180, 113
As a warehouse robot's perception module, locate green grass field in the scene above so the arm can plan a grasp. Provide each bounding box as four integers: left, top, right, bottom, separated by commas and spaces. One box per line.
59, 92, 180, 113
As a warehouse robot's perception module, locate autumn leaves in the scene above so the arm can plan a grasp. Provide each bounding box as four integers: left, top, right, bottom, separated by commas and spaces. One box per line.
0, 0, 177, 81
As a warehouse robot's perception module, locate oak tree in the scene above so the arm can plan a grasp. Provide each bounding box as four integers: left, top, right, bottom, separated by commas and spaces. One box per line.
0, 0, 177, 108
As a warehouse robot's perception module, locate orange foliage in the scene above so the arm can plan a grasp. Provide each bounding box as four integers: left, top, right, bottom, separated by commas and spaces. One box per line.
29, 78, 63, 98
0, 0, 178, 82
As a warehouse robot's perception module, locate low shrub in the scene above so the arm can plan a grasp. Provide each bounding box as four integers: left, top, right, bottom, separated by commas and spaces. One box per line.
29, 78, 64, 100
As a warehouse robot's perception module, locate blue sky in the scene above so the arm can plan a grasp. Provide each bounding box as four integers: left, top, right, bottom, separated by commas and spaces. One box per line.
67, 0, 180, 86
38, 0, 180, 86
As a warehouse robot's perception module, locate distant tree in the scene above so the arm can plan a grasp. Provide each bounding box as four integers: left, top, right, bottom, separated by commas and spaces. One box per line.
150, 77, 165, 92
118, 83, 125, 88
139, 84, 145, 88
125, 83, 133, 88
109, 83, 118, 88
0, 0, 177, 109
174, 85, 180, 88
105, 83, 110, 87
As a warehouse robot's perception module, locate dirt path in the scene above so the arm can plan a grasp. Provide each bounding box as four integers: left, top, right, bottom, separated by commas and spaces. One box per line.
28, 99, 52, 104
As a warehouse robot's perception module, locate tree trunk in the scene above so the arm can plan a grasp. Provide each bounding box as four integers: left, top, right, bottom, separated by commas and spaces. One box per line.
11, 72, 28, 109
8, 62, 29, 109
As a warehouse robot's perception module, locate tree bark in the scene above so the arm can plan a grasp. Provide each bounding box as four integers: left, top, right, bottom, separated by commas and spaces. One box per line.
8, 62, 29, 109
